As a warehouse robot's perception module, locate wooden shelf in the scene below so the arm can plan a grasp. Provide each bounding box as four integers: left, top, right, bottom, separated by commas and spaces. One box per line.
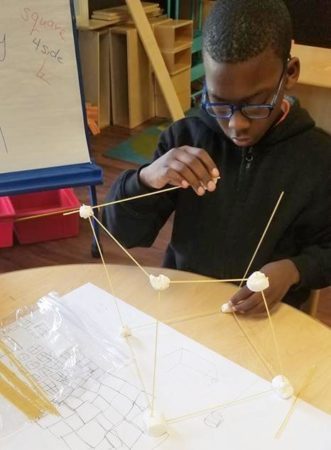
155, 69, 191, 97
78, 29, 111, 128
154, 19, 193, 50
155, 68, 191, 118
161, 43, 192, 75
110, 26, 154, 129
156, 89, 191, 118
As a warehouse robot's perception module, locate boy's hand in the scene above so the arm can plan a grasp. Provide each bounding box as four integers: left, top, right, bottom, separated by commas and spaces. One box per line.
229, 259, 300, 315
139, 146, 220, 196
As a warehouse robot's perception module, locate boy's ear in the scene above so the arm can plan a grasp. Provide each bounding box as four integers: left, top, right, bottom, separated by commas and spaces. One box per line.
285, 57, 300, 90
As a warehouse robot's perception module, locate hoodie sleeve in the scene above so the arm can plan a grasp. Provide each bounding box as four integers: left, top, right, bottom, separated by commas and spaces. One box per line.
103, 127, 177, 249
289, 170, 331, 289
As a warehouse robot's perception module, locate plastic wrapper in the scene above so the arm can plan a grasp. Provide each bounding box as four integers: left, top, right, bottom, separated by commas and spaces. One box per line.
0, 291, 128, 438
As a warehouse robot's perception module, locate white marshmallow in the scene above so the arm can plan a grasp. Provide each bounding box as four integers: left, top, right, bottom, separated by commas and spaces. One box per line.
149, 274, 170, 291
79, 204, 94, 219
246, 271, 269, 292
144, 411, 167, 437
221, 302, 234, 313
272, 375, 294, 399
119, 325, 132, 338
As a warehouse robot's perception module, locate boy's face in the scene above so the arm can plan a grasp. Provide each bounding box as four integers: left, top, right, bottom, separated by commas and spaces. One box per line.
204, 47, 299, 147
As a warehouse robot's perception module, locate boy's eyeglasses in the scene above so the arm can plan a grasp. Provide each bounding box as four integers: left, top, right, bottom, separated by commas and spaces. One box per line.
202, 67, 287, 120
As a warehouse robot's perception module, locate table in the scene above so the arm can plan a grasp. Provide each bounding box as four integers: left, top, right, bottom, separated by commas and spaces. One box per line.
291, 43, 331, 134
1, 263, 331, 415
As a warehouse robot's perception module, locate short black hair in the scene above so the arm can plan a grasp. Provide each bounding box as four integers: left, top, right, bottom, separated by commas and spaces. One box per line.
203, 0, 292, 63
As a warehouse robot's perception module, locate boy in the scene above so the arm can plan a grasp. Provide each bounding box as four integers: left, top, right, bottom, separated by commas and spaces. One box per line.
104, 0, 331, 314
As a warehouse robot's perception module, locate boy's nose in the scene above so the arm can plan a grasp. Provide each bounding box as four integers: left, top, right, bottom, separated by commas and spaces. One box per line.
227, 110, 250, 134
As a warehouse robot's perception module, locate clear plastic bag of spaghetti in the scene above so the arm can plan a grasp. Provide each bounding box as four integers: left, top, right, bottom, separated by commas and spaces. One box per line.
0, 290, 128, 440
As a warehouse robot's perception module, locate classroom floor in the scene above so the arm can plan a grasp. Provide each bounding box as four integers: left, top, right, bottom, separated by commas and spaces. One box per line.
1, 121, 330, 327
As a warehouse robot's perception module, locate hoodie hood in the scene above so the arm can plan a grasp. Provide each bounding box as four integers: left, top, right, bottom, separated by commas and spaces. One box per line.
197, 97, 316, 148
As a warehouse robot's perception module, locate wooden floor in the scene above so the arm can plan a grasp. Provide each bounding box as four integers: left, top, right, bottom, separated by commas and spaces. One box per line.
1, 122, 330, 327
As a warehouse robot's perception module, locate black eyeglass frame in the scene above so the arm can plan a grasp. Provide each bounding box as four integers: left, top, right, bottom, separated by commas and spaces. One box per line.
201, 64, 288, 120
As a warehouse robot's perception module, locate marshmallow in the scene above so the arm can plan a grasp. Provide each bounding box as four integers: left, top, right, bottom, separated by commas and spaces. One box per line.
149, 274, 170, 291
246, 271, 269, 292
272, 375, 294, 399
79, 204, 94, 219
221, 302, 234, 313
119, 325, 132, 338
144, 411, 167, 437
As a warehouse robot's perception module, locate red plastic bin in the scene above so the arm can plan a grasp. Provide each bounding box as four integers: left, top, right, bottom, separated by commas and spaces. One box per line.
0, 196, 15, 248
11, 189, 81, 244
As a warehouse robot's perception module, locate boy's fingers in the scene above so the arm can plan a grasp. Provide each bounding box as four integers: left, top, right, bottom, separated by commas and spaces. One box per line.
175, 151, 217, 191
179, 146, 220, 178
167, 162, 206, 195
230, 286, 252, 305
232, 293, 261, 313
234, 292, 280, 315
139, 146, 220, 191
165, 168, 189, 188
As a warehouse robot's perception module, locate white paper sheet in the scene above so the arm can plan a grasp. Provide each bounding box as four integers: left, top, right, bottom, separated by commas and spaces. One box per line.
1, 283, 330, 450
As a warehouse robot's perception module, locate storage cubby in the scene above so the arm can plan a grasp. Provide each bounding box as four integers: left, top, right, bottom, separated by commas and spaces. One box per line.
110, 26, 154, 128
154, 19, 193, 50
161, 43, 192, 75
155, 68, 191, 98
78, 29, 111, 128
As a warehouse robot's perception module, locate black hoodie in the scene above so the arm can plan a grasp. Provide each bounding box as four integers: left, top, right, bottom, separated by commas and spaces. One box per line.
104, 100, 331, 307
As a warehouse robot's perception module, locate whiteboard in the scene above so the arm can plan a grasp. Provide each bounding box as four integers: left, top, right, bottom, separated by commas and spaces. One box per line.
0, 0, 91, 174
